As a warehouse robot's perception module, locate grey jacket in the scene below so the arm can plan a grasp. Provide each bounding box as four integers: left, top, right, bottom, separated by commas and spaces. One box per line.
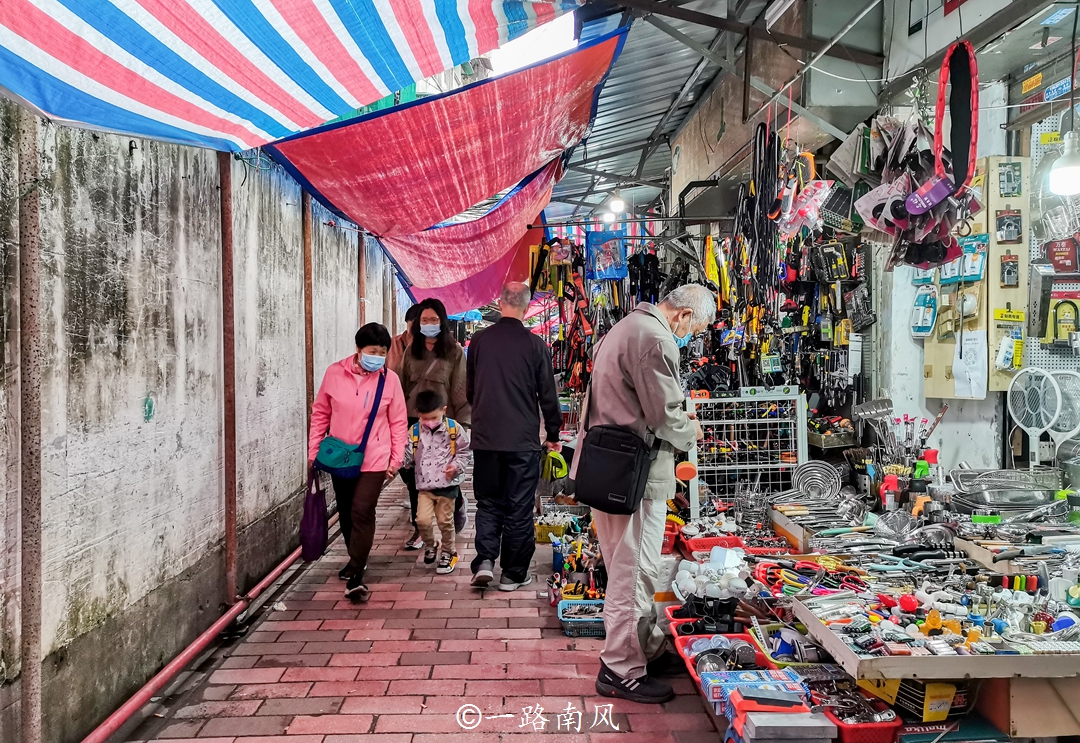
572, 303, 697, 500
403, 419, 472, 491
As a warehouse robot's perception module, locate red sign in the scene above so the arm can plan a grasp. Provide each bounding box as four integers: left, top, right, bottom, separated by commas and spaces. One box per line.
1048, 238, 1079, 272
1021, 91, 1045, 113
945, 0, 972, 15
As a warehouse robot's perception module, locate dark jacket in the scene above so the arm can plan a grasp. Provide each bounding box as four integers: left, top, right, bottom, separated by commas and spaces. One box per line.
467, 317, 561, 451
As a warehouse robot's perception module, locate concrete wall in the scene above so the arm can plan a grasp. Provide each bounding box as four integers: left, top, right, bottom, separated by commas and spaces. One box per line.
0, 100, 403, 743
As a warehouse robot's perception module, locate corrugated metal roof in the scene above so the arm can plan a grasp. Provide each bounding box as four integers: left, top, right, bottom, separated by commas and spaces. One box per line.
547, 2, 734, 220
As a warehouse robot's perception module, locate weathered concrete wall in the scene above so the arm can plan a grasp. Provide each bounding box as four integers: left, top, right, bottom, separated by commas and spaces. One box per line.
312, 200, 360, 381
0, 100, 402, 742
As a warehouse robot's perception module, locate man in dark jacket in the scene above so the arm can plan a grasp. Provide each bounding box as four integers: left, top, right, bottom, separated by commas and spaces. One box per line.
467, 282, 562, 590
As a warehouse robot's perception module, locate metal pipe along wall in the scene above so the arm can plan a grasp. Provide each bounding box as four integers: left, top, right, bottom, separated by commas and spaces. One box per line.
219, 152, 238, 604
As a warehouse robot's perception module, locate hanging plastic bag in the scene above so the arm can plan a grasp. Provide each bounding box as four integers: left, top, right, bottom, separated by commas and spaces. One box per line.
300, 470, 329, 562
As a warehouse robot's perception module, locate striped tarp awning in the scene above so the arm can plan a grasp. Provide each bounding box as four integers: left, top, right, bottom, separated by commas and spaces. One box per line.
0, 0, 579, 151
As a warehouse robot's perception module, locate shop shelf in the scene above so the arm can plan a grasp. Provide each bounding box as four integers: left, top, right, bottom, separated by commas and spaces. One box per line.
557, 599, 605, 637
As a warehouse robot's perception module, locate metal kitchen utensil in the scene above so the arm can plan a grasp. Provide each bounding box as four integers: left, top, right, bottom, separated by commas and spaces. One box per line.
792, 461, 842, 499
874, 510, 916, 541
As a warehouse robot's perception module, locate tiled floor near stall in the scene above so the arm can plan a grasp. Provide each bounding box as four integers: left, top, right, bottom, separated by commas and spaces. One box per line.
131, 478, 719, 743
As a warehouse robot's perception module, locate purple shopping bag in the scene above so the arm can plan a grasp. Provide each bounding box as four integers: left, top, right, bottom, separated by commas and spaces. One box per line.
300, 470, 328, 562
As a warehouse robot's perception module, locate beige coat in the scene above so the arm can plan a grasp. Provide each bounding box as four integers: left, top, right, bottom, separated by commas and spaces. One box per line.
573, 303, 696, 500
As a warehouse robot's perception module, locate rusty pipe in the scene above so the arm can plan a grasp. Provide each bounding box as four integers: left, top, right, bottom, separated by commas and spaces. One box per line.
79, 513, 338, 743
358, 234, 367, 326
19, 103, 43, 743
218, 152, 238, 604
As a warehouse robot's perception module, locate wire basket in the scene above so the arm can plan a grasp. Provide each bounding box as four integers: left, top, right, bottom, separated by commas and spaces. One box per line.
735, 484, 769, 530
557, 599, 605, 637
535, 523, 567, 543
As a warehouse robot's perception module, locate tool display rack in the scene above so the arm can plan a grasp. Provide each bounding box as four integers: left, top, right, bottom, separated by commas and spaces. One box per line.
686, 390, 809, 519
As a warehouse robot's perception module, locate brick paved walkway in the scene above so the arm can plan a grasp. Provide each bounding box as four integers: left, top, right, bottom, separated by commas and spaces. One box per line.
130, 478, 719, 743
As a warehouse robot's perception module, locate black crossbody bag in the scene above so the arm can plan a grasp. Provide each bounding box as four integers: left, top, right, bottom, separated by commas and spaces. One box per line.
572, 386, 661, 515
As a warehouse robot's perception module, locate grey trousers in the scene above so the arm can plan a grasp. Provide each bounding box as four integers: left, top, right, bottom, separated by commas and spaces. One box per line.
591, 498, 668, 679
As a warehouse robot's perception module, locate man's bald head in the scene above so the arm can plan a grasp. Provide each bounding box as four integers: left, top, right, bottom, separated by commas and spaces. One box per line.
499, 282, 532, 319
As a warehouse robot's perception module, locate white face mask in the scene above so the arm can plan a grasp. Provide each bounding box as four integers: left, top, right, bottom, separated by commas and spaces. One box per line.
419, 323, 441, 338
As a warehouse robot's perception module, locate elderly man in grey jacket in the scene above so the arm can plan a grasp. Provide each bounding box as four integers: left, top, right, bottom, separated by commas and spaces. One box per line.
576, 284, 714, 704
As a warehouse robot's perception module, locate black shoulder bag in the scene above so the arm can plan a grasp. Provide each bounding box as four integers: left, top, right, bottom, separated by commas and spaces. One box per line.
572, 386, 660, 515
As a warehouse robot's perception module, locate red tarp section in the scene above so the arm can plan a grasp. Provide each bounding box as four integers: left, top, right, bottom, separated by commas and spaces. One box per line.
389, 162, 555, 314
266, 30, 626, 237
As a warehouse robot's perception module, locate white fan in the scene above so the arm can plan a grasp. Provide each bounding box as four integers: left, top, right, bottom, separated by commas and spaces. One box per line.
1050, 370, 1080, 462
1008, 368, 1062, 469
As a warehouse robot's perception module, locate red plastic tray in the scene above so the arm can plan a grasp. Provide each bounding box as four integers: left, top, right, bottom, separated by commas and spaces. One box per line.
822, 698, 902, 743
673, 632, 777, 684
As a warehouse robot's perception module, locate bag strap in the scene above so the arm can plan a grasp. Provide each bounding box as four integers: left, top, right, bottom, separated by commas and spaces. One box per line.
358, 371, 387, 453
410, 422, 420, 442
447, 419, 458, 456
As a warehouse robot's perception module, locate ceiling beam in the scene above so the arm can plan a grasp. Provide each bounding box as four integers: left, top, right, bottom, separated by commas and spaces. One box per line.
610, 0, 884, 67
567, 163, 668, 188
569, 141, 652, 165
645, 16, 848, 141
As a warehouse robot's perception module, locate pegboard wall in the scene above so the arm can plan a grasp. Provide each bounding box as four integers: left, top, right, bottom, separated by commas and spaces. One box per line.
1026, 114, 1080, 372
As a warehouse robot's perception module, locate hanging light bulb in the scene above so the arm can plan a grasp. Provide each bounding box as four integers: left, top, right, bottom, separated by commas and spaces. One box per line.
601, 211, 617, 224
1051, 131, 1080, 196
609, 190, 626, 214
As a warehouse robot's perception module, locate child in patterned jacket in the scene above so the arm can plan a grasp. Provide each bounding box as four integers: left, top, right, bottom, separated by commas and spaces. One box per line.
403, 390, 472, 573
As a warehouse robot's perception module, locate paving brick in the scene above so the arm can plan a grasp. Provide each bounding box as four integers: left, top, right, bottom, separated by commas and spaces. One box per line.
253, 655, 332, 668
158, 720, 205, 738
197, 685, 238, 701
374, 716, 462, 734
386, 679, 464, 696
433, 640, 506, 653
589, 734, 676, 743
198, 716, 289, 738
229, 737, 323, 743
476, 608, 537, 618
280, 668, 358, 682
220, 657, 260, 669
175, 701, 263, 719
209, 669, 286, 685
368, 640, 438, 653
324, 737, 413, 743
298, 611, 360, 621
398, 652, 471, 666
287, 715, 374, 735
415, 609, 478, 619
505, 639, 574, 651
464, 680, 541, 696
258, 621, 324, 631
505, 664, 584, 679
348, 665, 432, 680
626, 715, 717, 732
476, 629, 539, 640
247, 632, 281, 643
231, 643, 305, 657
338, 696, 425, 715
256, 697, 344, 716
302, 642, 374, 654
409, 629, 475, 641
320, 620, 386, 630
357, 610, 418, 620
307, 681, 390, 697
229, 683, 313, 700
382, 618, 446, 630
277, 631, 348, 643
411, 734, 500, 743
267, 610, 300, 620
429, 664, 507, 680
444, 618, 505, 629
507, 617, 563, 629
327, 652, 401, 667
341, 629, 412, 641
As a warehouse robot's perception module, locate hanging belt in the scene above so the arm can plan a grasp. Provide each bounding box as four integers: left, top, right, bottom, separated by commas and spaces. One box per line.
906, 40, 980, 214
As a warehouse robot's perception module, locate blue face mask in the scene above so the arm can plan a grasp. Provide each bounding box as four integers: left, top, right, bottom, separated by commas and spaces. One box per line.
359, 353, 386, 372
673, 317, 693, 349
419, 323, 441, 338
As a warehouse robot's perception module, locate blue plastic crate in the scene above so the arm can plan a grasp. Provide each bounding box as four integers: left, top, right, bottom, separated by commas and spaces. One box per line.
557, 599, 605, 638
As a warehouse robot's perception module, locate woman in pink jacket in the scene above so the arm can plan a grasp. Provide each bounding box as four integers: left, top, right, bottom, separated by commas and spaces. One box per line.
309, 323, 408, 602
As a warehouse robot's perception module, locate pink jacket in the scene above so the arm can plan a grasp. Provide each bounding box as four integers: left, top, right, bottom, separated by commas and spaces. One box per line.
308, 357, 408, 471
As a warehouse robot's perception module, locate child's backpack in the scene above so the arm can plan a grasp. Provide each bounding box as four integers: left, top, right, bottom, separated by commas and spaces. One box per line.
409, 419, 459, 456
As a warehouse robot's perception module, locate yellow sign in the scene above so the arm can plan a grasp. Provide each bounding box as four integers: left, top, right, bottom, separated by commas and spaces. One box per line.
1042, 131, 1064, 145
858, 678, 901, 704
921, 682, 956, 722
994, 308, 1026, 322
1022, 72, 1043, 94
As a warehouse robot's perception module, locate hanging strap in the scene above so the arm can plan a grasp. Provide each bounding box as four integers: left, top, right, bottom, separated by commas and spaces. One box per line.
358, 371, 387, 453
934, 40, 979, 192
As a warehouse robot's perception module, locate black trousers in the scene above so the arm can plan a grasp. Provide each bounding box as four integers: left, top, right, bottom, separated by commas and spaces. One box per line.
330, 471, 384, 582
470, 449, 541, 582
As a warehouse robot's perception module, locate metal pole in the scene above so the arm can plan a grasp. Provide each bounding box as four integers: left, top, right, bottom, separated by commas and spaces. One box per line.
302, 192, 314, 421
753, 0, 883, 119
218, 152, 237, 604
358, 235, 367, 326
530, 217, 731, 228
18, 105, 42, 743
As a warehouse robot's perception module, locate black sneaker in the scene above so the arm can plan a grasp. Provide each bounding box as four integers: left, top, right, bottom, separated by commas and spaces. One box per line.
338, 565, 355, 581
344, 575, 371, 603
454, 494, 469, 533
596, 661, 674, 704
436, 552, 458, 575
423, 548, 437, 565
404, 529, 424, 550
646, 650, 686, 678
471, 559, 494, 587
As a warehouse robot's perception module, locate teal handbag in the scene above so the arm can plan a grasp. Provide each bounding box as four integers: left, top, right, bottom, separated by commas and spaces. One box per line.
314, 370, 386, 478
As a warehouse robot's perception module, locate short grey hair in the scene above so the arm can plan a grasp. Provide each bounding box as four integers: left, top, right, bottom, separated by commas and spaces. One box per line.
660, 284, 717, 326
500, 282, 532, 311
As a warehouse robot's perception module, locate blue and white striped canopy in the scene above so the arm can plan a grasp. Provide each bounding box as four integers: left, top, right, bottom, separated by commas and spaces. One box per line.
0, 0, 579, 150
